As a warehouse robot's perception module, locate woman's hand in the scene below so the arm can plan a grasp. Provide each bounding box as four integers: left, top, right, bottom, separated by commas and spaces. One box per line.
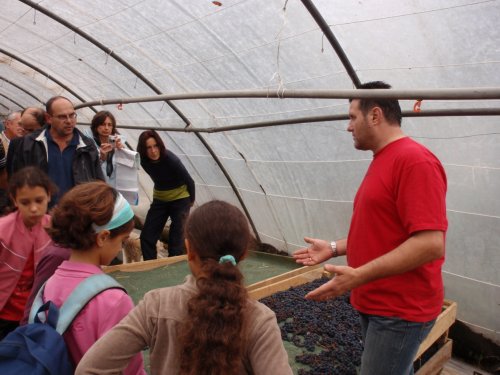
100, 143, 113, 160
115, 137, 124, 150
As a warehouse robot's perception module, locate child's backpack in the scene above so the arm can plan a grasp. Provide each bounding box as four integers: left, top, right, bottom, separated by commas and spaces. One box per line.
0, 273, 124, 375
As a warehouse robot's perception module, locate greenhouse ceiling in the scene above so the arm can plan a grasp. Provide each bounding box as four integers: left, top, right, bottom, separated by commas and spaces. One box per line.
1, 0, 499, 344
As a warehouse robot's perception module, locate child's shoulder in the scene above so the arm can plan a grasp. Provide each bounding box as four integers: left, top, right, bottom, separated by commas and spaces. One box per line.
0, 210, 18, 224
90, 285, 134, 312
0, 211, 20, 238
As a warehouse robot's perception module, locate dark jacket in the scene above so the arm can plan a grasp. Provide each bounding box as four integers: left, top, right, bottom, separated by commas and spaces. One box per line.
7, 127, 105, 184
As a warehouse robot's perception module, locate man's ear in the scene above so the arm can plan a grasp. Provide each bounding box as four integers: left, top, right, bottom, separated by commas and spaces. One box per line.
96, 230, 110, 247
371, 106, 383, 126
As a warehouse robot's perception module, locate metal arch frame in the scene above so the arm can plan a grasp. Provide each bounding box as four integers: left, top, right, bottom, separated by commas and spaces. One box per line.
17, 0, 261, 243
74, 87, 500, 133
74, 87, 500, 132
0, 93, 24, 109
0, 48, 94, 110
300, 0, 361, 88
0, 76, 44, 104
77, 88, 500, 106
94, 108, 500, 134
10, 1, 500, 243
18, 0, 191, 126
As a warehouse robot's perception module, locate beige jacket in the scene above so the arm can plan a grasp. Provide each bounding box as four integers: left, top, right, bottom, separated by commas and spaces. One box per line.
76, 275, 293, 375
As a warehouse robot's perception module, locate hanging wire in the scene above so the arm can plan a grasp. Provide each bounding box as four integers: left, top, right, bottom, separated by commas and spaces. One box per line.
33, 9, 37, 25
269, 0, 289, 99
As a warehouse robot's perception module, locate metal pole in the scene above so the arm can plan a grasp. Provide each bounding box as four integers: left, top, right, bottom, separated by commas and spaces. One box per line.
194, 134, 261, 243
75, 88, 500, 109
77, 107, 500, 133
16, 1, 262, 242
0, 76, 44, 104
0, 48, 92, 109
0, 93, 24, 109
18, 0, 191, 127
300, 0, 361, 87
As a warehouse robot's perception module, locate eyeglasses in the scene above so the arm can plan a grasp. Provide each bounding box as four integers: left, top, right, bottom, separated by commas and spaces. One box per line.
52, 112, 77, 121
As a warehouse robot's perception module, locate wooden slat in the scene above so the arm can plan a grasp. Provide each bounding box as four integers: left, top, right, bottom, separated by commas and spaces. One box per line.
415, 339, 453, 375
103, 255, 187, 273
248, 266, 326, 300
247, 264, 322, 292
415, 300, 457, 359
104, 250, 297, 274
247, 267, 457, 366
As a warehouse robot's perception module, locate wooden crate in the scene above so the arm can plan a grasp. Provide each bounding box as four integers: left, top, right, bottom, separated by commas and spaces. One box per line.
247, 266, 457, 374
105, 258, 457, 374
104, 254, 187, 273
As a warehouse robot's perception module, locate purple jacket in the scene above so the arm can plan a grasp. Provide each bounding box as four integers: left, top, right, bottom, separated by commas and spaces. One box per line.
20, 244, 70, 325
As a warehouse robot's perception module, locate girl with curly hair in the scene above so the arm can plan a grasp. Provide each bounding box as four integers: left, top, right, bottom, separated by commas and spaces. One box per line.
76, 200, 292, 375
42, 181, 145, 374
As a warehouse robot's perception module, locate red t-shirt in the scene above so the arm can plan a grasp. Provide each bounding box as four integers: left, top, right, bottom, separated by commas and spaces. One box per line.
0, 252, 35, 321
347, 137, 447, 322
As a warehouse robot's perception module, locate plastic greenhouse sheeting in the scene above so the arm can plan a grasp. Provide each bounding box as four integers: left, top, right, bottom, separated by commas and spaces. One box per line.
1, 0, 499, 345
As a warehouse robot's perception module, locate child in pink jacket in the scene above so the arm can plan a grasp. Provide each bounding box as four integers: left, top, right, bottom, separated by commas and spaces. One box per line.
0, 167, 55, 339
42, 181, 145, 375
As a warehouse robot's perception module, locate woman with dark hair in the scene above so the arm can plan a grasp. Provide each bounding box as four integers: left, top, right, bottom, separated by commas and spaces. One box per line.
42, 181, 145, 374
137, 130, 195, 259
89, 111, 124, 187
76, 200, 292, 375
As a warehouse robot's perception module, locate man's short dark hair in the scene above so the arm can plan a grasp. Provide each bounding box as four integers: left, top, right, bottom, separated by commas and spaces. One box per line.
350, 81, 402, 126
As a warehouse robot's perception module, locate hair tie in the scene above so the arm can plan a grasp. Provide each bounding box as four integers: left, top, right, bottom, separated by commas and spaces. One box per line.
219, 255, 237, 266
92, 193, 134, 233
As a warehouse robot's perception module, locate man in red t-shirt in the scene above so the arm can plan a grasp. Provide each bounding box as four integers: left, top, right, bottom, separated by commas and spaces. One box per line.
293, 81, 447, 375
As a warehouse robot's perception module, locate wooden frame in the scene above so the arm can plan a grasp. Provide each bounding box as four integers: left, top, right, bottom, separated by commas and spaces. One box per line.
103, 255, 187, 273
105, 258, 457, 373
246, 266, 457, 373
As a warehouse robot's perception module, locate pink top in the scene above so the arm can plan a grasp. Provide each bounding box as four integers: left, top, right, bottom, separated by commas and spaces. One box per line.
0, 211, 51, 312
44, 261, 146, 375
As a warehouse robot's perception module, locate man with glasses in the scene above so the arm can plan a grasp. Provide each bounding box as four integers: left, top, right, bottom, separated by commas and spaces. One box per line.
8, 96, 104, 205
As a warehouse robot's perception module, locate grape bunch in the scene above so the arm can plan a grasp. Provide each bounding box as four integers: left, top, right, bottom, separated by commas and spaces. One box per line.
260, 277, 363, 374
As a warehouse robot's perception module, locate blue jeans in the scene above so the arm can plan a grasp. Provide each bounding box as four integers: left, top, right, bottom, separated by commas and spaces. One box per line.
359, 313, 435, 375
